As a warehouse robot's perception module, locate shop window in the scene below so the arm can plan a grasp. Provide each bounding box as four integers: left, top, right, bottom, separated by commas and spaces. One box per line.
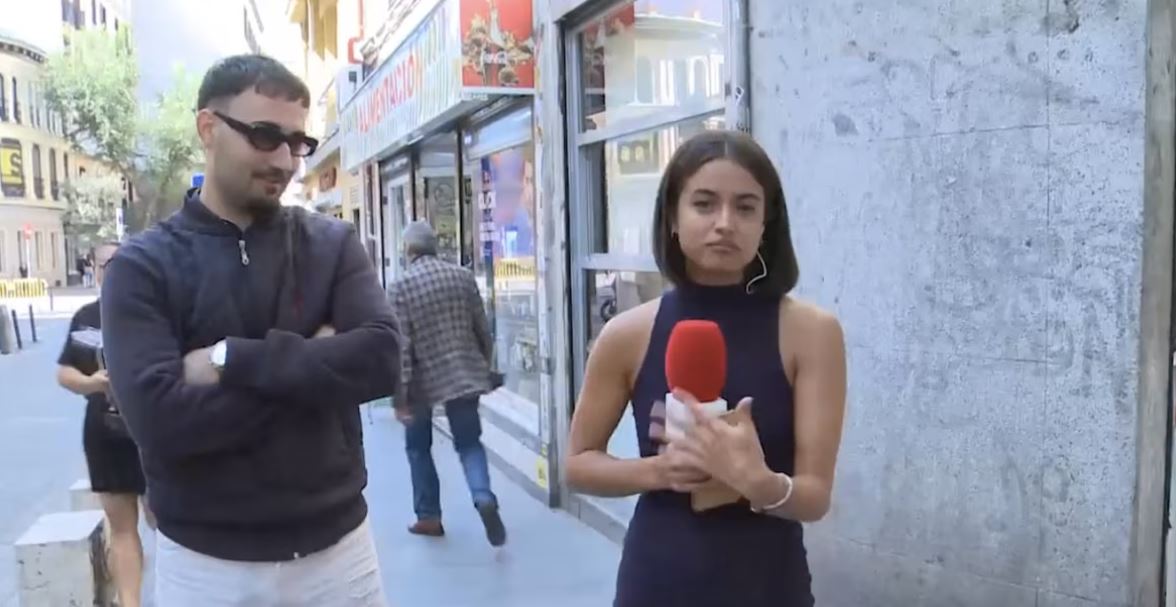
471, 141, 541, 409
581, 114, 725, 258
576, 0, 726, 132
415, 132, 461, 264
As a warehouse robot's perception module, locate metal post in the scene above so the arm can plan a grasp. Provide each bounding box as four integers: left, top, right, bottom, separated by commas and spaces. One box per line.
27, 304, 36, 343
0, 305, 12, 354
11, 309, 21, 350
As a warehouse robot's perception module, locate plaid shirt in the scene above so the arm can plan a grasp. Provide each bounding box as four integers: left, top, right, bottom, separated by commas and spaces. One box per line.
389, 255, 493, 408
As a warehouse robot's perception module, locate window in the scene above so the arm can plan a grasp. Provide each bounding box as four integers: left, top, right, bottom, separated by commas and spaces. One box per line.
29, 83, 38, 128
91, 0, 97, 25
63, 153, 70, 181
576, 1, 726, 133
49, 149, 58, 199
78, 166, 86, 177
32, 144, 43, 199
0, 73, 6, 121
50, 233, 58, 270
100, 5, 106, 25
34, 231, 43, 271
11, 77, 20, 124
565, 1, 730, 505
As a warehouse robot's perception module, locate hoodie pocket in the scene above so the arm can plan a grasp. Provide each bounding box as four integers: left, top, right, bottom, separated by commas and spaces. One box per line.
254, 407, 354, 491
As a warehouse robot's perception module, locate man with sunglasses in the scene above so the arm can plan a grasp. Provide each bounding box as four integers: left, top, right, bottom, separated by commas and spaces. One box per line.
100, 54, 399, 606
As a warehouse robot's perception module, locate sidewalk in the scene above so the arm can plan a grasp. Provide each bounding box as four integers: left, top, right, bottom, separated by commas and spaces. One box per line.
362, 405, 621, 606
0, 318, 621, 606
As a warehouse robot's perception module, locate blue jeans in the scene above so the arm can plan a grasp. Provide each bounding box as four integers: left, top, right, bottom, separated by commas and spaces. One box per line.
404, 394, 497, 520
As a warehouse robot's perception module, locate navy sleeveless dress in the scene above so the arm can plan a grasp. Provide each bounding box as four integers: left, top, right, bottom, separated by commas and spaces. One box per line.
614, 283, 814, 606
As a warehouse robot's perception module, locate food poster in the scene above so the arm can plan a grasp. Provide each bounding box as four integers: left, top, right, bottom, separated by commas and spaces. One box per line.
460, 0, 535, 90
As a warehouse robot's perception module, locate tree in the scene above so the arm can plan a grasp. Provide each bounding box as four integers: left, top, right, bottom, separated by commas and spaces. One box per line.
61, 172, 122, 251
42, 27, 202, 234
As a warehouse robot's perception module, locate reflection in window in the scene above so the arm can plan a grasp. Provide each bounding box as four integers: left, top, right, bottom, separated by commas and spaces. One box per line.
586, 114, 725, 257
577, 0, 726, 131
585, 269, 668, 355
472, 143, 541, 410
692, 59, 708, 100
635, 57, 653, 104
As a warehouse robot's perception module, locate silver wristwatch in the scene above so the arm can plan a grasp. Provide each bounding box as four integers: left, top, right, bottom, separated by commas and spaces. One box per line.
209, 340, 228, 372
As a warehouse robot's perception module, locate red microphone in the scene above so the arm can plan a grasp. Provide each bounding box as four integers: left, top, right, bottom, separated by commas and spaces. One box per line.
664, 320, 729, 441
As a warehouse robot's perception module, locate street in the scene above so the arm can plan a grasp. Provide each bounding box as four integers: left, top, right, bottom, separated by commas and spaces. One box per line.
0, 304, 620, 607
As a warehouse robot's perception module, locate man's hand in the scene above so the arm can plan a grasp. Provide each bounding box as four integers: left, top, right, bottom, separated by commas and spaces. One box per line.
314, 325, 336, 338
183, 347, 220, 386
394, 406, 414, 425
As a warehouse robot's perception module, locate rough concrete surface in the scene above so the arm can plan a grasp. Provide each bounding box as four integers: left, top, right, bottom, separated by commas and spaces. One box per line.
750, 0, 1146, 604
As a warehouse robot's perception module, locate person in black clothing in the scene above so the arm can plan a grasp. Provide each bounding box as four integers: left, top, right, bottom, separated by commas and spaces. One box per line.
57, 240, 151, 607
100, 55, 401, 606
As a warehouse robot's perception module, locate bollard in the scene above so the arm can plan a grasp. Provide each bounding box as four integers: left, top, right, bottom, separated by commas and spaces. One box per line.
0, 305, 13, 355
28, 304, 37, 343
12, 308, 22, 350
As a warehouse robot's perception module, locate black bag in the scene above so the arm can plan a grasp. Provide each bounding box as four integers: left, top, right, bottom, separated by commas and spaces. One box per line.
71, 328, 132, 439
101, 404, 131, 439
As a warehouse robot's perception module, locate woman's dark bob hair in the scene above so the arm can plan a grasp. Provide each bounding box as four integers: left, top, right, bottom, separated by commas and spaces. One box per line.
652, 129, 799, 296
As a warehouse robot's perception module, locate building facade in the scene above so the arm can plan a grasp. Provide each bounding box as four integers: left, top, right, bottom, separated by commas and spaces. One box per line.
0, 0, 131, 285
325, 0, 1170, 604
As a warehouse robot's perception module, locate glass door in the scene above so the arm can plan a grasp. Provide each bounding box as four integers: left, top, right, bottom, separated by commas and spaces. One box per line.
382, 176, 410, 284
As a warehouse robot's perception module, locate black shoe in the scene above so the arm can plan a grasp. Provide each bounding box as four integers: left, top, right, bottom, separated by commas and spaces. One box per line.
477, 503, 506, 547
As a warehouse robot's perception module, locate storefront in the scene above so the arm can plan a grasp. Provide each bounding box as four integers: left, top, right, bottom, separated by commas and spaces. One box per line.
342, 0, 552, 498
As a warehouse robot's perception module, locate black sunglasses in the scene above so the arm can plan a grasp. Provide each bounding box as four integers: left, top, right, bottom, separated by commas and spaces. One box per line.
213, 111, 319, 158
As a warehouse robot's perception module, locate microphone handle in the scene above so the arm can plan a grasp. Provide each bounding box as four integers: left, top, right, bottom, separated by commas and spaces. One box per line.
664, 392, 727, 442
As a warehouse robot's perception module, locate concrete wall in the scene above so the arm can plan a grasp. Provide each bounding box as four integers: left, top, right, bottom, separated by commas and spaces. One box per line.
750, 1, 1147, 605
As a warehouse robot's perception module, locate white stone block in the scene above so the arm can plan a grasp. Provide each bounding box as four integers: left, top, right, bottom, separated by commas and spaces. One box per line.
15, 510, 113, 607
69, 478, 102, 512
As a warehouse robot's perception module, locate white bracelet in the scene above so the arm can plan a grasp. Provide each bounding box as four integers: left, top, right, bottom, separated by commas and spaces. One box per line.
750, 473, 794, 513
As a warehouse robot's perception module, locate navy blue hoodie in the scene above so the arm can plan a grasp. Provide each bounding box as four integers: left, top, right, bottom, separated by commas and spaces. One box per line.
101, 191, 400, 562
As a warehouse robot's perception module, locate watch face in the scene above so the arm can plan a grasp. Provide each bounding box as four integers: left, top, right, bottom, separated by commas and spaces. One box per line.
212, 341, 227, 367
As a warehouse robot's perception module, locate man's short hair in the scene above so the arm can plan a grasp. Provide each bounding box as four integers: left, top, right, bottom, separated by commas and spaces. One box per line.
197, 54, 311, 110
403, 221, 438, 257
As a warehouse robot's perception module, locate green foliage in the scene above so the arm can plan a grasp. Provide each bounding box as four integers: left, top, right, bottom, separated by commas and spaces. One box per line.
61, 172, 122, 251
42, 27, 202, 233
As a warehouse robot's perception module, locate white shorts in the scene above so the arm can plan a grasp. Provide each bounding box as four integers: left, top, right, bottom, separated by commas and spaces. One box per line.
154, 517, 388, 607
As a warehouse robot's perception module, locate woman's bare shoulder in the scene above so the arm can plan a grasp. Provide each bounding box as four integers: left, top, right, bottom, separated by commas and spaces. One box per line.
780, 296, 844, 346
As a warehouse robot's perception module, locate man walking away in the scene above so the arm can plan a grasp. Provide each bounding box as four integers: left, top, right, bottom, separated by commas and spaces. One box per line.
390, 221, 506, 547
101, 54, 400, 607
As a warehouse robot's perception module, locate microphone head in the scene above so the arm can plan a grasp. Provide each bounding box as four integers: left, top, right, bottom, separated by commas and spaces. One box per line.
665, 320, 727, 402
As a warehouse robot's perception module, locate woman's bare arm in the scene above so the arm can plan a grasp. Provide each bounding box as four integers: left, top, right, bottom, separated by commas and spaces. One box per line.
744, 302, 847, 522
57, 365, 107, 397
565, 303, 668, 497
